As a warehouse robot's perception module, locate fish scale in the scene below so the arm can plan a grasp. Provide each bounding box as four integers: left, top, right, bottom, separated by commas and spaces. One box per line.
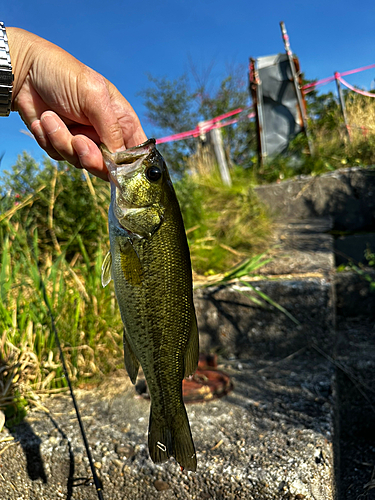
101, 139, 199, 471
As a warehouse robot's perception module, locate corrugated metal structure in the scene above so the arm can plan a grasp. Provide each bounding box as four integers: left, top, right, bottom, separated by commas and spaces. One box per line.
249, 53, 306, 164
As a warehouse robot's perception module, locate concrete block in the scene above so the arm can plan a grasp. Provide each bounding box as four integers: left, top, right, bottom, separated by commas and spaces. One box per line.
194, 278, 335, 359
255, 167, 375, 231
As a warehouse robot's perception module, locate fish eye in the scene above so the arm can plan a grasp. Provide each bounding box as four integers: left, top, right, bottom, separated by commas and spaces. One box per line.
146, 166, 162, 182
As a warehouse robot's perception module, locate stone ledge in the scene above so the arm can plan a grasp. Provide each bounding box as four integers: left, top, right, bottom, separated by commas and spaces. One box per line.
255, 167, 375, 231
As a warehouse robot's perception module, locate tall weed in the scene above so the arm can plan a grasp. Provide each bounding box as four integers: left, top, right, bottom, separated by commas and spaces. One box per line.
175, 167, 272, 275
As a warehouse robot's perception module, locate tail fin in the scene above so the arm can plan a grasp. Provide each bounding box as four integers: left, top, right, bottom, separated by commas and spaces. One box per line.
148, 405, 197, 471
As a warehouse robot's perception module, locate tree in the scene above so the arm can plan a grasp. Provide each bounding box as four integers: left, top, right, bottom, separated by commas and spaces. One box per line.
139, 64, 256, 174
302, 77, 340, 133
139, 74, 198, 173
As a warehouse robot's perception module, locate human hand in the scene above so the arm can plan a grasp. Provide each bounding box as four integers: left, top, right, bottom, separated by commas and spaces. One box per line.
7, 28, 147, 181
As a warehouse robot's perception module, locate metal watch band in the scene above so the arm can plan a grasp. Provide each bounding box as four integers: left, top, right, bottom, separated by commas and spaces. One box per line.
0, 22, 13, 117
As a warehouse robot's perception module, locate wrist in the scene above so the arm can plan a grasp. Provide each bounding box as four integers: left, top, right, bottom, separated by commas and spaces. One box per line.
6, 27, 43, 107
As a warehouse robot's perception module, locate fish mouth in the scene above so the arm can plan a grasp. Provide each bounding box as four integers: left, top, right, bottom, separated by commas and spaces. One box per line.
101, 139, 156, 185
102, 139, 160, 237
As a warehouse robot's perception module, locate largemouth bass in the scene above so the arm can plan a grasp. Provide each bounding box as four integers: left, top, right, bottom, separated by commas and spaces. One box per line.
100, 139, 198, 471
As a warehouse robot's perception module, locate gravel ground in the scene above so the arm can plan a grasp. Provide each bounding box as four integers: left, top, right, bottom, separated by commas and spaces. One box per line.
0, 347, 334, 500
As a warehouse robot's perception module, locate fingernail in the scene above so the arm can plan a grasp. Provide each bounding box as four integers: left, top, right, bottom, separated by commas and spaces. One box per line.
32, 122, 44, 140
42, 114, 59, 134
74, 137, 89, 157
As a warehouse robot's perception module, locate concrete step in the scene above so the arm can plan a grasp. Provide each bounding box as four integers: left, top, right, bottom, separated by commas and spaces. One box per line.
259, 216, 334, 276
253, 167, 375, 499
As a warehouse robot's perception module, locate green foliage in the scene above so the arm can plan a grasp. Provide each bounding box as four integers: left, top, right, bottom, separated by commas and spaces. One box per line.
3, 392, 28, 429
173, 173, 204, 231
139, 74, 198, 172
336, 245, 375, 292
365, 247, 375, 268
354, 247, 375, 292
0, 156, 124, 410
0, 153, 109, 261
140, 74, 198, 135
174, 168, 271, 274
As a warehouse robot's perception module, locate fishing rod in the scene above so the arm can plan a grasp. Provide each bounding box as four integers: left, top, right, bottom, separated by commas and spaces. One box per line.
38, 272, 105, 500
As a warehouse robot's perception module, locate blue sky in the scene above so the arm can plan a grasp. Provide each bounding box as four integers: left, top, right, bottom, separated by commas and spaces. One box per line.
1, 0, 375, 174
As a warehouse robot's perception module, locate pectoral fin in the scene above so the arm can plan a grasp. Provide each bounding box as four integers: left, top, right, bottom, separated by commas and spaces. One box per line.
101, 251, 112, 287
123, 328, 140, 384
184, 308, 199, 378
120, 241, 143, 286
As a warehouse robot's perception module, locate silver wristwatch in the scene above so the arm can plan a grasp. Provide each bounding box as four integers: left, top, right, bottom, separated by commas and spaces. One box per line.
0, 22, 13, 116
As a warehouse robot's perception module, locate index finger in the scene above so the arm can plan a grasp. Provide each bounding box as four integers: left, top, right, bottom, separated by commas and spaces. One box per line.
107, 81, 147, 148
79, 71, 146, 151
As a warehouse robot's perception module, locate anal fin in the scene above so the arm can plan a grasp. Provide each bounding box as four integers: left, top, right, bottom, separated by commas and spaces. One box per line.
123, 328, 140, 384
184, 307, 199, 378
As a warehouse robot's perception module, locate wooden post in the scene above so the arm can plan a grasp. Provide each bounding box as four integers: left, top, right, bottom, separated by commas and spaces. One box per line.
280, 21, 314, 155
335, 72, 351, 142
210, 128, 232, 186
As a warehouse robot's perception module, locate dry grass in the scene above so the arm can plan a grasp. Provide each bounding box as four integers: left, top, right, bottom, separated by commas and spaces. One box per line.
177, 159, 272, 275
306, 90, 375, 172
346, 92, 375, 141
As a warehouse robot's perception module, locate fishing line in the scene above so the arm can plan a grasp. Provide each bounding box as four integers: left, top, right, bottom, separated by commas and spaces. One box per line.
38, 272, 105, 500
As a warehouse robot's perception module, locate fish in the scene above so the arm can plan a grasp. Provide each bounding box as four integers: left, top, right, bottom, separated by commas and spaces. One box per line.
100, 139, 199, 471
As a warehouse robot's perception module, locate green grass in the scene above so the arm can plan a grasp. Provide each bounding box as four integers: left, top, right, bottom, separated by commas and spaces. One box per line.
0, 160, 124, 422
0, 154, 272, 421
175, 167, 272, 275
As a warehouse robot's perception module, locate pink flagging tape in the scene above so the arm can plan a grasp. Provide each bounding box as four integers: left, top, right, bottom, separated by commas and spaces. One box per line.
302, 76, 336, 91
340, 62, 375, 78
155, 108, 253, 145
339, 77, 375, 98
209, 112, 256, 131
202, 108, 245, 127
155, 128, 200, 145
302, 62, 375, 92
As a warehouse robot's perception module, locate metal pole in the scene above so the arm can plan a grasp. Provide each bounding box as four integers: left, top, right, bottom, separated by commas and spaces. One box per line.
335, 72, 351, 142
249, 58, 267, 166
280, 21, 314, 155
